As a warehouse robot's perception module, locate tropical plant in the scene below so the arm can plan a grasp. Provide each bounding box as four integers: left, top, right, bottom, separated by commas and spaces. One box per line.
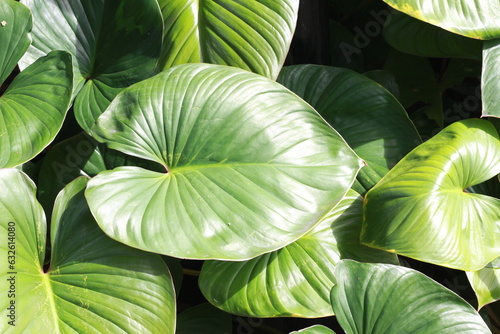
0, 0, 499, 333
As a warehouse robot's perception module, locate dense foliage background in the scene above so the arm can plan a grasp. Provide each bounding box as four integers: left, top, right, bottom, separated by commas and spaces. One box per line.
0, 0, 499, 333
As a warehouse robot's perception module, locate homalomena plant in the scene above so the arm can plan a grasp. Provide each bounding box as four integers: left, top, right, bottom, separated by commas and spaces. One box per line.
0, 0, 499, 333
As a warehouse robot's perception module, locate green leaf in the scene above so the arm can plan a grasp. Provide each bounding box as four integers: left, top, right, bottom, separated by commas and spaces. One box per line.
362, 119, 500, 271
0, 170, 175, 333
290, 325, 336, 334
363, 70, 400, 99
199, 190, 397, 318
176, 303, 232, 334
0, 51, 72, 168
482, 38, 500, 118
383, 11, 482, 59
86, 63, 363, 260
157, 0, 298, 79
467, 259, 500, 310
20, 0, 163, 131
0, 0, 31, 85
331, 260, 491, 333
277, 64, 421, 179
383, 0, 500, 39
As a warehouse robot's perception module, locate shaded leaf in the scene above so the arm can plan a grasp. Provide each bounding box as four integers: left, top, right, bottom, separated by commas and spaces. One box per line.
176, 303, 232, 334
331, 260, 491, 333
482, 39, 500, 118
199, 190, 397, 318
20, 0, 163, 131
291, 325, 336, 334
383, 0, 500, 39
0, 0, 31, 85
157, 0, 298, 79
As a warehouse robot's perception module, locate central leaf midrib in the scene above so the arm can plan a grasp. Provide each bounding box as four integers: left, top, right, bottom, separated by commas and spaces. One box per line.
41, 273, 61, 332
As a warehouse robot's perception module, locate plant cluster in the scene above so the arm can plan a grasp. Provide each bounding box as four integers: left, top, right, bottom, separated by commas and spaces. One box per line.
0, 0, 499, 333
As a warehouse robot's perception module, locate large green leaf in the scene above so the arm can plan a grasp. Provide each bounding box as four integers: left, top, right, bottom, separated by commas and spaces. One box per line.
86, 63, 363, 260
0, 51, 72, 168
157, 0, 298, 79
383, 0, 500, 39
467, 258, 500, 310
20, 0, 163, 131
331, 260, 491, 333
0, 170, 175, 333
277, 64, 421, 181
383, 11, 482, 59
482, 39, 500, 118
0, 0, 31, 85
362, 119, 500, 271
199, 190, 397, 318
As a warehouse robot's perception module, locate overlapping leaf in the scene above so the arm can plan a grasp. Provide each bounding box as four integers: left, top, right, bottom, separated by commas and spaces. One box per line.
176, 303, 232, 334
467, 258, 500, 310
277, 64, 421, 188
20, 0, 163, 131
157, 0, 299, 79
86, 63, 363, 260
199, 190, 397, 318
291, 325, 336, 334
0, 0, 31, 85
0, 51, 72, 168
383, 0, 500, 39
482, 39, 500, 118
0, 170, 175, 333
383, 11, 482, 59
331, 260, 491, 333
362, 119, 500, 271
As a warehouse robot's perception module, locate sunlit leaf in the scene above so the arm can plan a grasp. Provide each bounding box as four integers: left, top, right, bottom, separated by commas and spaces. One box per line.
86, 63, 363, 260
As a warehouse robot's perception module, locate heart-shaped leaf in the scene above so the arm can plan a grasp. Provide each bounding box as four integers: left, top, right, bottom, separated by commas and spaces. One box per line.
331, 260, 491, 333
0, 51, 72, 168
0, 170, 176, 333
199, 190, 397, 318
482, 39, 500, 118
383, 0, 500, 39
0, 0, 31, 85
176, 303, 232, 334
157, 0, 298, 79
20, 0, 163, 131
362, 119, 500, 271
277, 64, 421, 185
86, 63, 363, 260
383, 11, 482, 60
467, 258, 500, 310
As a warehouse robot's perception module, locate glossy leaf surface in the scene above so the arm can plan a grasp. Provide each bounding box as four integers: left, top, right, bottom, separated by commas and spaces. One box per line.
278, 64, 421, 178
199, 190, 397, 318
157, 0, 298, 79
467, 259, 500, 309
0, 51, 72, 168
0, 0, 31, 85
20, 0, 163, 131
482, 39, 500, 118
362, 119, 500, 271
0, 170, 175, 333
176, 303, 232, 334
87, 63, 363, 260
383, 0, 500, 39
331, 260, 491, 333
